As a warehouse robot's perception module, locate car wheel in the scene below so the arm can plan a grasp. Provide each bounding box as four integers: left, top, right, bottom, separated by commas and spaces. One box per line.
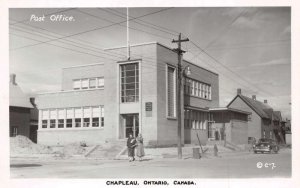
254, 151, 257, 154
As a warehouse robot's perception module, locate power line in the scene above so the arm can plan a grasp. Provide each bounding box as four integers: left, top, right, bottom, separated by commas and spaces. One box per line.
10, 32, 121, 61
189, 8, 247, 62
102, 8, 178, 36
108, 8, 179, 36
189, 39, 274, 96
10, 25, 126, 59
9, 18, 128, 59
75, 9, 173, 40
10, 8, 174, 51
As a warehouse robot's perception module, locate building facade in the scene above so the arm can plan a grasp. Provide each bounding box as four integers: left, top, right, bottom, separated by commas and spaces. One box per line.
35, 42, 221, 146
9, 74, 38, 142
227, 89, 284, 143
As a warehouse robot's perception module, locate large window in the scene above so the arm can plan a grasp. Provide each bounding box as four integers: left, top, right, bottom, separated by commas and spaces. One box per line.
120, 63, 139, 103
184, 110, 207, 130
167, 65, 176, 118
40, 106, 104, 130
73, 77, 104, 90
184, 78, 212, 100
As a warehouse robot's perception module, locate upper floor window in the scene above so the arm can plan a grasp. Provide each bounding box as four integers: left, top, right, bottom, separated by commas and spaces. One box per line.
184, 78, 212, 100
120, 63, 139, 103
72, 77, 104, 90
167, 65, 176, 118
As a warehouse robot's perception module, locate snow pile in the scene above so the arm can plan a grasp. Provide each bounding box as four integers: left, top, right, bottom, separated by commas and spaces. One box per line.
10, 135, 53, 155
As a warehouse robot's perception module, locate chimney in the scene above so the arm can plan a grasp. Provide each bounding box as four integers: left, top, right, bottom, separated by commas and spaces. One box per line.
237, 88, 242, 95
10, 74, 17, 85
264, 100, 268, 104
30, 97, 36, 107
252, 95, 256, 100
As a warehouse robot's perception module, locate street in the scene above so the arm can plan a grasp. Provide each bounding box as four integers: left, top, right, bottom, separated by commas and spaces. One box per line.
10, 149, 291, 178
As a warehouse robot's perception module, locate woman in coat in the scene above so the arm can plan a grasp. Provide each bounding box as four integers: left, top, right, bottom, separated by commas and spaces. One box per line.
127, 134, 136, 162
136, 133, 145, 161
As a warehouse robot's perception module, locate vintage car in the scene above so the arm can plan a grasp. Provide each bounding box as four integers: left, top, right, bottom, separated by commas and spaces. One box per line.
253, 138, 279, 154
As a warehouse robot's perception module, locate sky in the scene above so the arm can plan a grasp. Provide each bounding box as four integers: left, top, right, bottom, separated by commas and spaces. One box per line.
9, 7, 291, 119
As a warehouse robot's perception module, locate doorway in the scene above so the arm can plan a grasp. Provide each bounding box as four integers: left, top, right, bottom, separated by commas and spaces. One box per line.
121, 114, 139, 138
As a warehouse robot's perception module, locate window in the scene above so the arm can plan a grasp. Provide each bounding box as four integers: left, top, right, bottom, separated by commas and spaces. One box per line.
58, 109, 65, 128
167, 65, 176, 117
73, 78, 104, 90
89, 78, 96, 88
66, 108, 73, 128
42, 110, 49, 128
83, 107, 91, 127
191, 81, 194, 96
40, 106, 103, 129
101, 107, 104, 127
199, 83, 202, 98
73, 79, 81, 90
195, 82, 198, 96
81, 79, 88, 89
203, 120, 207, 130
75, 118, 81, 128
66, 119, 72, 128
58, 119, 64, 128
75, 108, 82, 127
120, 63, 139, 103
184, 78, 211, 100
42, 120, 48, 128
50, 119, 56, 128
97, 77, 104, 88
10, 126, 18, 137
92, 117, 99, 127
83, 118, 90, 127
50, 110, 56, 128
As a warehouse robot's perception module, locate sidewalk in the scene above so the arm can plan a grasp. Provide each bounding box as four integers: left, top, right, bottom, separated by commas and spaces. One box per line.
115, 145, 251, 160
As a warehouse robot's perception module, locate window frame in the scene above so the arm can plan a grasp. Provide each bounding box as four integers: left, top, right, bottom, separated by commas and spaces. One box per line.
166, 64, 177, 119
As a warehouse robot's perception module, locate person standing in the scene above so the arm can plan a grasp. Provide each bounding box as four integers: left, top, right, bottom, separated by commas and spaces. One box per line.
136, 133, 145, 161
127, 134, 136, 162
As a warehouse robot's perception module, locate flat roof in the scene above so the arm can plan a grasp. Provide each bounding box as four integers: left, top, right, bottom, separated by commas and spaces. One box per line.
105, 41, 218, 76
61, 42, 218, 75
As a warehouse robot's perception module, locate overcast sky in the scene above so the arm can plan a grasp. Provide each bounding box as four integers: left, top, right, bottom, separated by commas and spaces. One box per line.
9, 7, 291, 119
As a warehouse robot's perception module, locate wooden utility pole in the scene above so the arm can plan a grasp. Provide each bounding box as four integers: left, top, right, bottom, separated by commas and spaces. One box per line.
172, 33, 189, 159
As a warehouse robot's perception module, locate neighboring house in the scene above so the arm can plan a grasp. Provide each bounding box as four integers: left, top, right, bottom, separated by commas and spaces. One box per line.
9, 74, 38, 142
206, 107, 251, 145
35, 42, 222, 146
227, 89, 285, 143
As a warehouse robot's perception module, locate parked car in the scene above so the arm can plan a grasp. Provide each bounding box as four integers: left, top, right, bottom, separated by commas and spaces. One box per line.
253, 138, 279, 154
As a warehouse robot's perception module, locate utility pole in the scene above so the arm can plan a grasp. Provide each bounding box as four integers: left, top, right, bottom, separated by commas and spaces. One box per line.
172, 33, 189, 159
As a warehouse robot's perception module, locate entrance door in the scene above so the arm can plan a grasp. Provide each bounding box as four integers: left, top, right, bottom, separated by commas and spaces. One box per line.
123, 114, 139, 138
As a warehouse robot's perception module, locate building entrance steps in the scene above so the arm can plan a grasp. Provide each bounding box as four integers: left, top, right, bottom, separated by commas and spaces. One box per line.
85, 139, 127, 159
